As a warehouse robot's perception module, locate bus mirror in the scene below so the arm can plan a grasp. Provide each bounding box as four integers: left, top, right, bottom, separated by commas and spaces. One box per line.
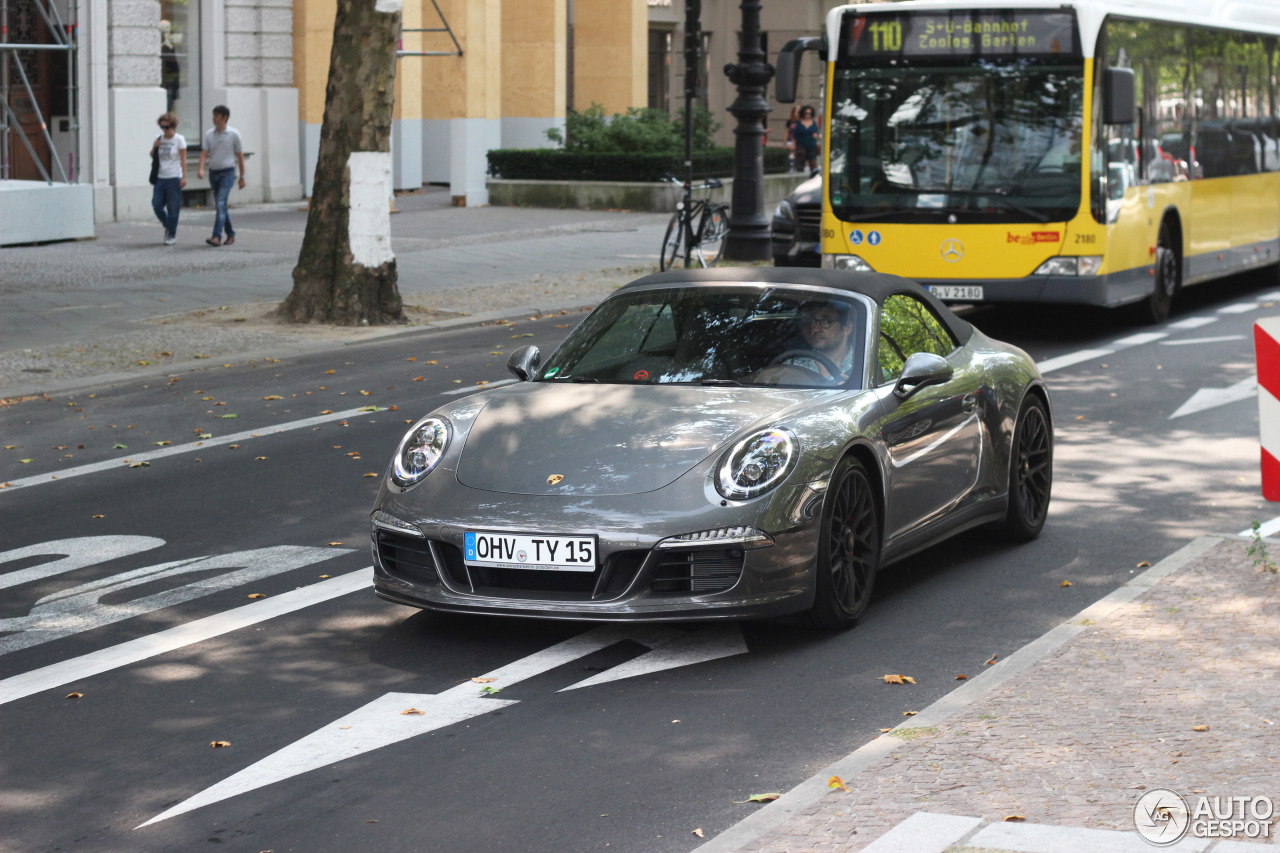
776, 37, 825, 103
1103, 67, 1135, 125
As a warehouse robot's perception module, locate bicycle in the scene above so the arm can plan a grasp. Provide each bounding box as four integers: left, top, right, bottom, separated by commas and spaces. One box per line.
659, 175, 730, 271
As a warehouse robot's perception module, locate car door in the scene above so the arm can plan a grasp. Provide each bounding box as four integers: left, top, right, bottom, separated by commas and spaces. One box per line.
875, 294, 984, 539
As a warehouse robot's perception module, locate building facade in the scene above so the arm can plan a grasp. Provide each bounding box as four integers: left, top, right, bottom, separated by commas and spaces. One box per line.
3, 0, 858, 244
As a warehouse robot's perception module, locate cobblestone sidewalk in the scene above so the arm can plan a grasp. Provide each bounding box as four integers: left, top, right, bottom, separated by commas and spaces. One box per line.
704, 536, 1280, 851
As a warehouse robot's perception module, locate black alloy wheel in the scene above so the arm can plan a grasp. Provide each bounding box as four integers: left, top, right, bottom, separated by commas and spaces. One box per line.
805, 457, 880, 628
1001, 396, 1053, 541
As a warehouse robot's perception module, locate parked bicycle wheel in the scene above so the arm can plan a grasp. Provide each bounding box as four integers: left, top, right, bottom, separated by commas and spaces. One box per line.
694, 204, 729, 267
660, 211, 684, 271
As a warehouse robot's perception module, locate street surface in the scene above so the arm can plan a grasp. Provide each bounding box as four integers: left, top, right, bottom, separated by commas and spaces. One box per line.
2, 230, 1278, 850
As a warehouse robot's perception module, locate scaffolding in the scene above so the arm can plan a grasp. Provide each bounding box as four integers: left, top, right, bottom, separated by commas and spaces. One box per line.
0, 0, 78, 184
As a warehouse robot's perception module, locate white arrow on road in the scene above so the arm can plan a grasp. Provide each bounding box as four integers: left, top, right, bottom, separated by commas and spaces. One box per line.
138, 623, 746, 828
1169, 376, 1257, 419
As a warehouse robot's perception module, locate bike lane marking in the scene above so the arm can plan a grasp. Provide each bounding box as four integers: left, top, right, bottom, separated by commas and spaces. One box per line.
0, 406, 387, 493
0, 568, 371, 706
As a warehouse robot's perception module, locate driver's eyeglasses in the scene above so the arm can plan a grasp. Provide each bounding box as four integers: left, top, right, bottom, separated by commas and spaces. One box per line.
800, 315, 838, 329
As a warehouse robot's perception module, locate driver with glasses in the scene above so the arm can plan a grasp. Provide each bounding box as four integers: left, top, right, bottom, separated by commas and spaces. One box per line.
785, 300, 856, 382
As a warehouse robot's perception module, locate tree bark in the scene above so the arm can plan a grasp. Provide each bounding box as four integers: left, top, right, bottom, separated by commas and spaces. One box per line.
277, 0, 405, 325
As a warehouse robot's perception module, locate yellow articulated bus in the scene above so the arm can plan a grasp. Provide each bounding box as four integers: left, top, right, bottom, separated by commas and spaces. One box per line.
776, 0, 1280, 322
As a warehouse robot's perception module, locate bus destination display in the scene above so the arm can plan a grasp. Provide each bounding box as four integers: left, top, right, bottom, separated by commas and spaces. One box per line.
843, 11, 1077, 59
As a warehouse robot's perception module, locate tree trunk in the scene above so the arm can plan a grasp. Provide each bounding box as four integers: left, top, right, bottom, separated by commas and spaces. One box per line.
277, 0, 405, 325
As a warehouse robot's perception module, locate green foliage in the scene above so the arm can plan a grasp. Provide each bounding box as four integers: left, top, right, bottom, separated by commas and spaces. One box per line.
1248, 521, 1278, 573
545, 102, 721, 154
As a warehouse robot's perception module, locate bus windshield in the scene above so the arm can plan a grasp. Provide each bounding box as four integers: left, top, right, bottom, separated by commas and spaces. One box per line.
829, 60, 1085, 224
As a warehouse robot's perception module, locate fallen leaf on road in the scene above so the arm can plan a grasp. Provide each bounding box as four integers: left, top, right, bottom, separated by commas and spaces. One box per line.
255, 456, 268, 461
407, 357, 417, 362
154, 441, 172, 446
692, 828, 704, 838
412, 376, 426, 381
210, 741, 231, 748
1004, 815, 1025, 822
19, 458, 31, 463
229, 444, 240, 449
732, 793, 780, 804
955, 674, 968, 680
128, 461, 150, 468
320, 410, 333, 414
324, 369, 335, 374
882, 674, 916, 684
319, 574, 331, 579
328, 542, 344, 546
985, 654, 998, 665
879, 728, 892, 732
92, 514, 104, 519
65, 692, 83, 699
1137, 561, 1151, 568
364, 473, 378, 478
470, 677, 497, 684
218, 414, 238, 419
113, 443, 127, 449
1191, 725, 1210, 732
401, 708, 424, 715
828, 776, 850, 792
1060, 580, 1072, 587
247, 593, 266, 599
903, 710, 917, 716
424, 360, 438, 365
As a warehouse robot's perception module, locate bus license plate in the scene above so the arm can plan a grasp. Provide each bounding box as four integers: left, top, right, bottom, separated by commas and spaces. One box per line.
464, 531, 597, 572
929, 285, 984, 301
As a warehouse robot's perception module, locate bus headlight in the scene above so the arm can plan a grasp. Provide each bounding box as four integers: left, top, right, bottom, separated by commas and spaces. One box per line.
1034, 256, 1103, 276
823, 254, 874, 272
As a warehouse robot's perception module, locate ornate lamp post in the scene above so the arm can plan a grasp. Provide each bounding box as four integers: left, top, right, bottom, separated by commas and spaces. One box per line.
722, 0, 775, 260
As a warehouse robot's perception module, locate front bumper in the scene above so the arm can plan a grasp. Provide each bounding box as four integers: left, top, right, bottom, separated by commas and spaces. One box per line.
370, 486, 823, 622
916, 265, 1154, 308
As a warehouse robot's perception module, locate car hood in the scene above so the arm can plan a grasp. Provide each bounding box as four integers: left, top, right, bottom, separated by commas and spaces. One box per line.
454, 382, 820, 496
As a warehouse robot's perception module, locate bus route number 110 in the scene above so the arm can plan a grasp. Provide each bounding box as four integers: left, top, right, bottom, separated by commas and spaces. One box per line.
869, 20, 903, 52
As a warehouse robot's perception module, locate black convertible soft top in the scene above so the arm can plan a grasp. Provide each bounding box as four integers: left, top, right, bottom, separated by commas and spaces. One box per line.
621, 268, 974, 346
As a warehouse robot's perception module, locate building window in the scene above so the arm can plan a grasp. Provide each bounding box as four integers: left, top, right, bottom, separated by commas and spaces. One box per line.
649, 28, 671, 111
160, 1, 200, 143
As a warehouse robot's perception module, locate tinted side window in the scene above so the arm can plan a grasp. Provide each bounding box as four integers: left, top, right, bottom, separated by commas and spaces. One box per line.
877, 294, 958, 383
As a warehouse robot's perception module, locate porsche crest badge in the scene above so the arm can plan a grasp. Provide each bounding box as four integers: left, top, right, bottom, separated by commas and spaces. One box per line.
547, 474, 565, 486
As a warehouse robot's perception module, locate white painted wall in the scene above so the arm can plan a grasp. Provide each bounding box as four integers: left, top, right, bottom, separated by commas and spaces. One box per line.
109, 87, 168, 221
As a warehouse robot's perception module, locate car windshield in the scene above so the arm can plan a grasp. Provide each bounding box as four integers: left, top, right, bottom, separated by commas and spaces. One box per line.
538, 285, 870, 389
829, 60, 1084, 224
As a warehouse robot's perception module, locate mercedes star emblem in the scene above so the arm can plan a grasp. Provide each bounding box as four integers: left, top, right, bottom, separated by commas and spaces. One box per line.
940, 238, 964, 262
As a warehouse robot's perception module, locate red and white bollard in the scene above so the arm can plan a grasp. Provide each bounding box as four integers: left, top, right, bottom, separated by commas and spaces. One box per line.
1255, 318, 1280, 500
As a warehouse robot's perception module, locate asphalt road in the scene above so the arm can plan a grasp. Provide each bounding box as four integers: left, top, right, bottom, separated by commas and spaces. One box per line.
2, 270, 1277, 853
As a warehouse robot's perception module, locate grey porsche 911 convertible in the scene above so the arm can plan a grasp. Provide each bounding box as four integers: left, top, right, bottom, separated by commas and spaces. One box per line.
370, 268, 1052, 628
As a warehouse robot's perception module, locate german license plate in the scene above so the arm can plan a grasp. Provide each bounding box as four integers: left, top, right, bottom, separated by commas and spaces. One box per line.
928, 285, 984, 301
463, 531, 597, 572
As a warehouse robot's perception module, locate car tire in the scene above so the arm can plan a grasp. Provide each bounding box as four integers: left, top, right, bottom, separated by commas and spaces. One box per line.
804, 456, 879, 629
1001, 395, 1053, 541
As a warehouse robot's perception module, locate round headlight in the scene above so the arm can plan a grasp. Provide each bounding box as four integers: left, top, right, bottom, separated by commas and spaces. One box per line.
716, 428, 798, 500
392, 416, 451, 488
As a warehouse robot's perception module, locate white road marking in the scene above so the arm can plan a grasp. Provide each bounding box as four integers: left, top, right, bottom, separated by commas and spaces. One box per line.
1036, 348, 1113, 375
441, 378, 518, 396
1168, 316, 1219, 329
1169, 376, 1257, 420
0, 536, 166, 592
559, 624, 748, 691
1160, 335, 1246, 346
0, 545, 352, 654
1243, 517, 1280, 538
137, 623, 748, 827
0, 568, 371, 706
1111, 332, 1168, 347
1219, 302, 1262, 314
0, 406, 385, 492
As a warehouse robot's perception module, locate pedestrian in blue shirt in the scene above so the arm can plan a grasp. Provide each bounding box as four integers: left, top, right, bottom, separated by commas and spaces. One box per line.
792, 106, 822, 173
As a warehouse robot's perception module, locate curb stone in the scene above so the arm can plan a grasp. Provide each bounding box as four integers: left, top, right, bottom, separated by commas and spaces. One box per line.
692, 535, 1228, 853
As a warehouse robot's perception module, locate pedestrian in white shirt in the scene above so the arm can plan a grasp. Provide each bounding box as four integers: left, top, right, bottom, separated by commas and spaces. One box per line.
150, 112, 187, 246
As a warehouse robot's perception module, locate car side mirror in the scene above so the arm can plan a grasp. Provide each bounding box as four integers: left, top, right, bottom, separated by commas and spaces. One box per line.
893, 352, 953, 399
506, 345, 541, 382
